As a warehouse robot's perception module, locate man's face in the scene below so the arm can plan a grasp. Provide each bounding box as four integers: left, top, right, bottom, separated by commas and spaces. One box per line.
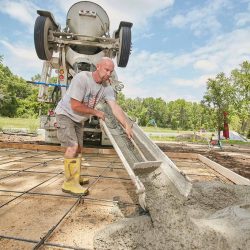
97, 61, 114, 82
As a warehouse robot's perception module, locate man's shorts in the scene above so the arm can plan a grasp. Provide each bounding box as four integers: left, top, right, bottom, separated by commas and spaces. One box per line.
56, 114, 83, 147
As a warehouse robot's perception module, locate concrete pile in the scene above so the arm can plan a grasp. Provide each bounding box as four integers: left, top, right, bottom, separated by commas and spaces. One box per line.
93, 104, 250, 249
94, 168, 250, 250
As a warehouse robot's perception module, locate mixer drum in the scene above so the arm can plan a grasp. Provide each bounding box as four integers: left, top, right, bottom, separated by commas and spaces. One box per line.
67, 1, 110, 38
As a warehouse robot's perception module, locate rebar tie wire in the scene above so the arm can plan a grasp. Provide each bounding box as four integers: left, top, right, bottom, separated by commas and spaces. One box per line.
32, 161, 115, 250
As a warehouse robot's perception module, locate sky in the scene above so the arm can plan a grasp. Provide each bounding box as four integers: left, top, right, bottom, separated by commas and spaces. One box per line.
0, 0, 250, 102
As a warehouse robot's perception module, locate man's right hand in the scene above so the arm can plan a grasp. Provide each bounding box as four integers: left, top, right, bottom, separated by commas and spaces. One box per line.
95, 110, 105, 121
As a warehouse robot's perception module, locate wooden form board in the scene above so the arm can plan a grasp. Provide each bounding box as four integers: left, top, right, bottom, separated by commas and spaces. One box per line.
198, 154, 250, 186
0, 142, 116, 155
166, 152, 250, 186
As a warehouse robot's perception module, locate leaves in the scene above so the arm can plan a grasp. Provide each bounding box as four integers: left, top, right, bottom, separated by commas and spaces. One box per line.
0, 58, 41, 117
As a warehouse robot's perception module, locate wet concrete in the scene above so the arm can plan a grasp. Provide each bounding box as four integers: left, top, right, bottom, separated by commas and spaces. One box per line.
94, 168, 250, 250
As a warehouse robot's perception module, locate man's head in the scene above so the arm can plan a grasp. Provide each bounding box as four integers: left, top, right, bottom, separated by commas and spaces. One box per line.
95, 57, 114, 83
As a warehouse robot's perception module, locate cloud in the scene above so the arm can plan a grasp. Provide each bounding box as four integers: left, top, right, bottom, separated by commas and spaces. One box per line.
168, 0, 231, 36
0, 0, 38, 30
193, 28, 250, 73
171, 74, 214, 88
121, 77, 200, 102
0, 40, 42, 79
193, 60, 218, 72
117, 27, 250, 99
235, 13, 250, 27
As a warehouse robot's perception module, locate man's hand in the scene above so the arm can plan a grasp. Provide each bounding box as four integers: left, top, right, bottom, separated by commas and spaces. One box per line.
107, 100, 134, 139
95, 110, 105, 121
125, 123, 133, 139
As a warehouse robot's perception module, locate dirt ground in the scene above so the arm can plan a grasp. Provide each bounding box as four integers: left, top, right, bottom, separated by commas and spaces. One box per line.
0, 132, 250, 249
157, 141, 250, 180
0, 132, 249, 180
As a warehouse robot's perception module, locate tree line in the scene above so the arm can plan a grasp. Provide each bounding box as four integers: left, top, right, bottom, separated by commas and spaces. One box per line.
0, 55, 249, 137
0, 56, 52, 118
117, 61, 249, 138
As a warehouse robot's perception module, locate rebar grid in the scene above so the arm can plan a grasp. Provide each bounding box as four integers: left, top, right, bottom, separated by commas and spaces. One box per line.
0, 148, 137, 250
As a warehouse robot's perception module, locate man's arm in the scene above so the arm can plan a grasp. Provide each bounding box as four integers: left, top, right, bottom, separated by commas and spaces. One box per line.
107, 100, 133, 139
71, 98, 105, 120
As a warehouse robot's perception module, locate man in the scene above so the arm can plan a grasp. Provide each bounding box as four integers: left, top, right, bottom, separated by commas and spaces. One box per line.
55, 57, 133, 196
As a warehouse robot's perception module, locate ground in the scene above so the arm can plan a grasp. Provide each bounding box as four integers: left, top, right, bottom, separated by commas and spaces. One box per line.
0, 132, 249, 180
0, 132, 249, 249
157, 141, 250, 180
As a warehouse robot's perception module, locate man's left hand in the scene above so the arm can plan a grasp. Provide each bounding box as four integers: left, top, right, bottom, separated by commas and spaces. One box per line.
125, 123, 133, 139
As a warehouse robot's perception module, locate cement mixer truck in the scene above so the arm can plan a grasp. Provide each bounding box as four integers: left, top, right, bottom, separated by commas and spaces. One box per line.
33, 1, 132, 145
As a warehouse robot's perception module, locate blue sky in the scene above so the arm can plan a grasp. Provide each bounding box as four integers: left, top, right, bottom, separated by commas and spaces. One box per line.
0, 0, 250, 102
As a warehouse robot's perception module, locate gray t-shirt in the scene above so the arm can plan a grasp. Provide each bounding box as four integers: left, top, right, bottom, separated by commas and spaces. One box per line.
55, 71, 115, 122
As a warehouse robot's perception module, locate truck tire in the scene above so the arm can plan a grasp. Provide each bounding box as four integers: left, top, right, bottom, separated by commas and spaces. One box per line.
117, 26, 131, 67
34, 16, 56, 60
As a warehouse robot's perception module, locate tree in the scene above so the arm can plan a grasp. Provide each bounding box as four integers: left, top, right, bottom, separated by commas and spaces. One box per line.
202, 73, 235, 139
166, 99, 191, 130
0, 59, 43, 118
189, 102, 205, 132
230, 61, 250, 136
141, 97, 168, 127
31, 74, 41, 81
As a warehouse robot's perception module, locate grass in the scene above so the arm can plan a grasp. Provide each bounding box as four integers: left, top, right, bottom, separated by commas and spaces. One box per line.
149, 135, 209, 144
149, 136, 176, 141
221, 140, 250, 145
141, 126, 193, 133
0, 117, 39, 132
149, 135, 250, 146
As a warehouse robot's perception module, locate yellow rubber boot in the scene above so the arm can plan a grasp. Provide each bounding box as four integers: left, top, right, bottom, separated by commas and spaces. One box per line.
62, 158, 89, 196
78, 154, 89, 185
80, 177, 89, 185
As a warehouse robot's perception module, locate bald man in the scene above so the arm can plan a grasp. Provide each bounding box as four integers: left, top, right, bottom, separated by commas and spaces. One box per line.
55, 57, 133, 195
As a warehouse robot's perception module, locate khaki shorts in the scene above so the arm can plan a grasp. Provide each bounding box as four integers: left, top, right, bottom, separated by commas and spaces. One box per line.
56, 114, 83, 147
